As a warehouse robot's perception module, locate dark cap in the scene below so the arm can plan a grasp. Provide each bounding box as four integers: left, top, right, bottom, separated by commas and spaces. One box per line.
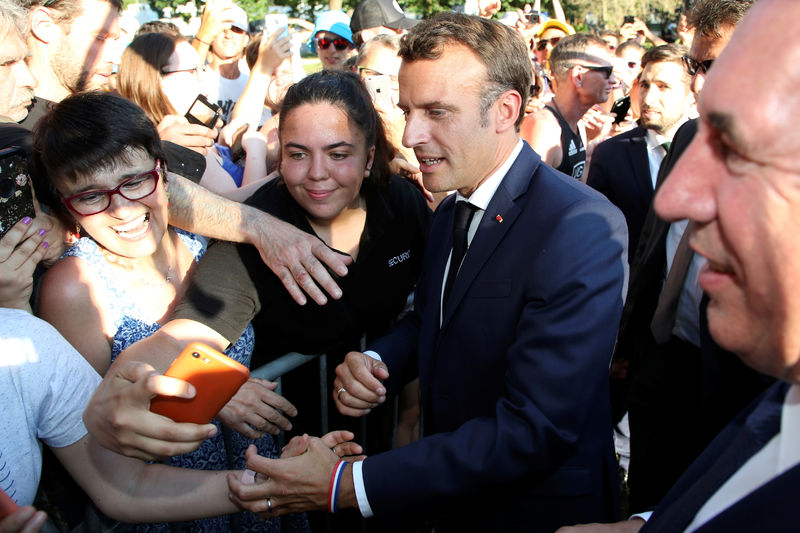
350, 0, 418, 34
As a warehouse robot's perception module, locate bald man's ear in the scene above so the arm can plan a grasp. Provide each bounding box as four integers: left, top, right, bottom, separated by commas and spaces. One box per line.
29, 6, 59, 45
494, 90, 523, 134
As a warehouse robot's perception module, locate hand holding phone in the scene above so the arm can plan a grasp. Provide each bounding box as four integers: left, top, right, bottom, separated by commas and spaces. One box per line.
150, 342, 249, 424
0, 147, 35, 241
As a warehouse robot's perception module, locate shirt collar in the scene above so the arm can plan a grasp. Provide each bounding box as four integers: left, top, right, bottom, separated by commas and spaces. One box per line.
455, 139, 524, 210
645, 128, 670, 153
778, 384, 800, 471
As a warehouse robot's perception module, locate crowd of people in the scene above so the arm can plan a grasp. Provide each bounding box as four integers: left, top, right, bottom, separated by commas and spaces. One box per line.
2, 0, 798, 531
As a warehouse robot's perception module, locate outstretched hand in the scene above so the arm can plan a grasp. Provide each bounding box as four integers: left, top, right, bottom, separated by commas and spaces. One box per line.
0, 505, 47, 533
228, 439, 344, 517
250, 214, 352, 306
217, 378, 297, 439
83, 362, 218, 461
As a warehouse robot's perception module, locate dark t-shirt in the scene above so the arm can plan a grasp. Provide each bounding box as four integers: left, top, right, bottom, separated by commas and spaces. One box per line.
545, 104, 586, 179
175, 175, 431, 368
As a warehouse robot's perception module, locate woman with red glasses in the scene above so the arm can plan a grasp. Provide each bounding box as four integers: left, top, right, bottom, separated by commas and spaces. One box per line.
33, 91, 310, 533
309, 10, 355, 71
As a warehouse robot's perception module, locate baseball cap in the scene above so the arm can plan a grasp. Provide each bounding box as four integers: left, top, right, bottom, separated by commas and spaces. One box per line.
229, 5, 248, 32
536, 19, 575, 36
309, 11, 354, 51
350, 0, 418, 34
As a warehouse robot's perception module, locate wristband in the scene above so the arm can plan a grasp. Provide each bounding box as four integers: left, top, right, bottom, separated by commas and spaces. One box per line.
193, 36, 211, 46
328, 460, 347, 513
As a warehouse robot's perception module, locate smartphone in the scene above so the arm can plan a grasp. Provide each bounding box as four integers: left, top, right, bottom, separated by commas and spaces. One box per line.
264, 13, 290, 40
624, 15, 635, 25
150, 342, 250, 424
0, 147, 36, 241
364, 75, 393, 109
526, 11, 540, 24
185, 94, 221, 129
0, 489, 19, 520
611, 94, 632, 124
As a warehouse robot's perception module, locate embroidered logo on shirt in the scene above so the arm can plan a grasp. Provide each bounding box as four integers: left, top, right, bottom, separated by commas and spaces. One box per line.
388, 250, 411, 267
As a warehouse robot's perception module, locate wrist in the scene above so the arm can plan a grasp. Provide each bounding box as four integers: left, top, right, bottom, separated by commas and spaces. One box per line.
193, 35, 211, 46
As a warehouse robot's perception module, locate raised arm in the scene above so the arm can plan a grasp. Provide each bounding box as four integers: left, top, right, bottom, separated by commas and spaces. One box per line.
168, 175, 350, 305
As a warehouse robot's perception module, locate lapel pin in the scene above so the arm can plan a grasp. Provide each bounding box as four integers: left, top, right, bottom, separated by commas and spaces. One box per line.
496, 214, 503, 223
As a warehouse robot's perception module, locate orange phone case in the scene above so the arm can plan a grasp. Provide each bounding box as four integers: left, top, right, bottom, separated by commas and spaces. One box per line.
0, 488, 19, 520
150, 342, 249, 424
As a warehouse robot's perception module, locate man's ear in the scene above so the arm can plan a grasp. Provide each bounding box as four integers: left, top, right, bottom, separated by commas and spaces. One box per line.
494, 90, 523, 134
571, 67, 584, 89
29, 6, 60, 45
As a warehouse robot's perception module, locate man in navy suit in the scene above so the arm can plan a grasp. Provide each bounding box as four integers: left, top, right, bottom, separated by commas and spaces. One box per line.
229, 13, 628, 532
587, 43, 693, 260
558, 0, 800, 531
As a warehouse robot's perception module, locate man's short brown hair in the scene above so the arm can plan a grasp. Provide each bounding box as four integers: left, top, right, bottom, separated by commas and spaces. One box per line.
641, 43, 691, 85
688, 0, 754, 39
399, 13, 531, 129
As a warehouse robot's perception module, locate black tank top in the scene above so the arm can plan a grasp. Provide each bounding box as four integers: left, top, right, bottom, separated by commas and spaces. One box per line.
545, 104, 586, 179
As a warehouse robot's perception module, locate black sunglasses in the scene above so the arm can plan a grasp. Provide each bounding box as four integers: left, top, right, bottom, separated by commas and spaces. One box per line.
316, 37, 350, 51
578, 64, 614, 79
536, 37, 561, 51
682, 54, 714, 76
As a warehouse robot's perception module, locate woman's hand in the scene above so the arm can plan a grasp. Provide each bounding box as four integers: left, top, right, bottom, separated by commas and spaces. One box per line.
217, 378, 298, 439
0, 216, 50, 311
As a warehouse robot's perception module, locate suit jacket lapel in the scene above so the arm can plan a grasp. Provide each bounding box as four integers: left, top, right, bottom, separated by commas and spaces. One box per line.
628, 127, 655, 206
440, 143, 537, 330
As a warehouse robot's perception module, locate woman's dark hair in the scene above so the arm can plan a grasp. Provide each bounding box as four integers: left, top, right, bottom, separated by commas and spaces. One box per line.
279, 70, 392, 188
31, 91, 166, 224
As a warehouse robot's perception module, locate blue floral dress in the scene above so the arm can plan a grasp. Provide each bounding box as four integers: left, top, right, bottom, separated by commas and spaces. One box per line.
63, 228, 310, 533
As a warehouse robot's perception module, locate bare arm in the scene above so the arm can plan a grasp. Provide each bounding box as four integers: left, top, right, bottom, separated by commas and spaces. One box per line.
520, 108, 564, 169
551, 0, 566, 23
168, 175, 350, 305
53, 434, 239, 523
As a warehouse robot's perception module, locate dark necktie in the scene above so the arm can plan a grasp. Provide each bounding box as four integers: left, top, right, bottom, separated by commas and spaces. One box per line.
443, 200, 478, 308
661, 141, 672, 153
650, 222, 694, 344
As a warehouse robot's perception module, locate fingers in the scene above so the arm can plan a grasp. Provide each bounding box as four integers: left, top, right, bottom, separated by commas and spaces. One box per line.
319, 430, 355, 449
334, 353, 389, 416
0, 505, 47, 533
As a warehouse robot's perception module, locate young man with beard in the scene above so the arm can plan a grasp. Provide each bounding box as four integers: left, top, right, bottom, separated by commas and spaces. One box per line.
587, 43, 693, 260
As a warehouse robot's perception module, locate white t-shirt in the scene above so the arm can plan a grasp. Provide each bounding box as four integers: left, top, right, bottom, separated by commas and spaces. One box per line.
200, 68, 249, 124
0, 309, 101, 506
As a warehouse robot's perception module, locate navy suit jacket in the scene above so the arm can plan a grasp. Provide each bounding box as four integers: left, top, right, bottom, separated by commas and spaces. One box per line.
363, 142, 629, 532
643, 382, 796, 532
587, 126, 654, 261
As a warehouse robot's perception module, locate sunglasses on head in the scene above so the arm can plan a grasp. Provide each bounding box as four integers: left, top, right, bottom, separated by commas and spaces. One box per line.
536, 37, 561, 51
316, 37, 350, 51
682, 54, 714, 76
578, 64, 614, 79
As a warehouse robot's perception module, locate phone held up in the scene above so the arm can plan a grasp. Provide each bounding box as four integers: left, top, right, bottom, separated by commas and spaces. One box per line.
0, 146, 36, 241
364, 75, 394, 109
526, 10, 540, 24
610, 94, 632, 125
150, 342, 250, 424
185, 94, 221, 129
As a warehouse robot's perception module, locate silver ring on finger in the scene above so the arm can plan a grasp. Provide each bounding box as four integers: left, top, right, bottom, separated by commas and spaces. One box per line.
266, 497, 273, 513
337, 387, 346, 401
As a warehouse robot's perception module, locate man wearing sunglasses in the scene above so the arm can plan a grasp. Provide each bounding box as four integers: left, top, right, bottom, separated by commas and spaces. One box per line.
609, 0, 762, 517
522, 33, 617, 180
310, 10, 355, 71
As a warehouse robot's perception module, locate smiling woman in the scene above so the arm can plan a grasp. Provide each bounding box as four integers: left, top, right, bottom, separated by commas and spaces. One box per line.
31, 91, 305, 533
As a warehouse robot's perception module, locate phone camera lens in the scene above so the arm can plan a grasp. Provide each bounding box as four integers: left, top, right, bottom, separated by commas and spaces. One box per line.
192, 351, 200, 358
